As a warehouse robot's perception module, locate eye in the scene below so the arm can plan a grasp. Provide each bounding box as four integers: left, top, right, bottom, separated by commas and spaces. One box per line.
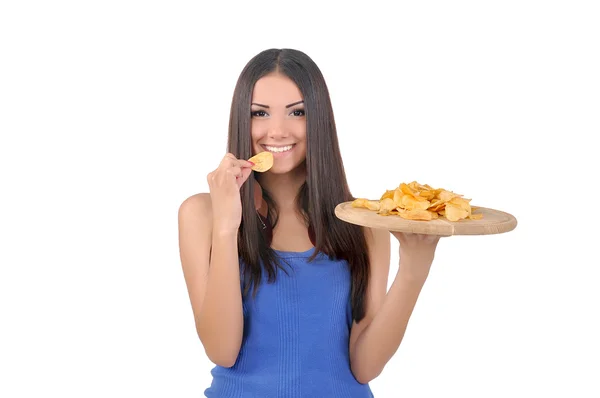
291, 109, 305, 117
251, 110, 268, 117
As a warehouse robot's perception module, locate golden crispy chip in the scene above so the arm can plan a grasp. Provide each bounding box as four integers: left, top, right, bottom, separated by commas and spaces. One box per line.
378, 198, 396, 215
351, 198, 367, 208
365, 200, 381, 211
430, 199, 445, 208
429, 203, 445, 213
413, 194, 430, 202
351, 198, 384, 212
393, 188, 404, 206
248, 151, 274, 172
380, 190, 395, 201
397, 208, 433, 221
419, 191, 436, 201
438, 190, 460, 202
449, 197, 472, 215
445, 204, 470, 222
401, 194, 430, 210
400, 183, 416, 196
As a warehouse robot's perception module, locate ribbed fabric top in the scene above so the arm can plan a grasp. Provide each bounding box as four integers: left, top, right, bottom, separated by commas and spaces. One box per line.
204, 247, 374, 398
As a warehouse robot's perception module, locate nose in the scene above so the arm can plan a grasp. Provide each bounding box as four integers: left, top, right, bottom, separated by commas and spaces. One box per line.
267, 118, 289, 139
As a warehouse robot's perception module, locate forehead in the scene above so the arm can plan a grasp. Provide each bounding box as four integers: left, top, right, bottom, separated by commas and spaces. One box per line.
252, 73, 303, 104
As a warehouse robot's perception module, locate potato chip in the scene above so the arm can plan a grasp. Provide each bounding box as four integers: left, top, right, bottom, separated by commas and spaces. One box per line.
365, 200, 381, 211
350, 181, 483, 222
248, 151, 274, 172
429, 203, 445, 213
449, 197, 472, 214
400, 183, 416, 196
429, 199, 445, 208
393, 189, 404, 206
380, 190, 395, 201
401, 195, 430, 210
445, 203, 469, 222
377, 198, 396, 215
439, 190, 460, 202
397, 208, 433, 221
351, 198, 367, 208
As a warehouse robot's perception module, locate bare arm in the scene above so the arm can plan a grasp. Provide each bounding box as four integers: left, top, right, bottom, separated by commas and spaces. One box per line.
348, 227, 391, 383
178, 193, 244, 367
351, 264, 426, 383
349, 229, 439, 384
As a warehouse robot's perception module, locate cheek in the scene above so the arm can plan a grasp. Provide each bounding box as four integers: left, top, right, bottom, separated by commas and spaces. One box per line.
292, 121, 307, 140
294, 137, 308, 158
298, 142, 307, 157
293, 127, 307, 156
251, 124, 265, 148
250, 122, 259, 140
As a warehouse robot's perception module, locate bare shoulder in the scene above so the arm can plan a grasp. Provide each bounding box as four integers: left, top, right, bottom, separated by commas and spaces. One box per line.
178, 192, 213, 269
179, 192, 213, 220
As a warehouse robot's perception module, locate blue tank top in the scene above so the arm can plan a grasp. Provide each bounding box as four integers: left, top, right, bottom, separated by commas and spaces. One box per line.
204, 247, 374, 398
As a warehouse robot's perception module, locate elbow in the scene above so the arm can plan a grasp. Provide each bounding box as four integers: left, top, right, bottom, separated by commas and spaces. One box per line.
352, 363, 384, 385
197, 331, 240, 368
355, 372, 380, 385
205, 349, 238, 368
195, 317, 243, 368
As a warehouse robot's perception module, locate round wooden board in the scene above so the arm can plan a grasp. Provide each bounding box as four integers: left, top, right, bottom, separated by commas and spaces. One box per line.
334, 202, 517, 236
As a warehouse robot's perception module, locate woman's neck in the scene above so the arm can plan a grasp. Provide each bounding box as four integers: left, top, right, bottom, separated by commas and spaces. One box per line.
256, 163, 306, 210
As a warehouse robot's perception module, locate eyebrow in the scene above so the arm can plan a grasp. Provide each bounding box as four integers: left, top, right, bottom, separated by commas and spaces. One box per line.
251, 100, 304, 109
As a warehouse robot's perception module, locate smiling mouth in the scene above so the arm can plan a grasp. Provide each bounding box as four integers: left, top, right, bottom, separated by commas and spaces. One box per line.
263, 144, 295, 153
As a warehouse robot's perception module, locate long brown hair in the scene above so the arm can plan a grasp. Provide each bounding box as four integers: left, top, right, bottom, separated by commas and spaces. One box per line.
226, 48, 370, 323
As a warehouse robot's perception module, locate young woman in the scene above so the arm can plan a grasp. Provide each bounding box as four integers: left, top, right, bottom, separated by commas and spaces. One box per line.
178, 48, 441, 397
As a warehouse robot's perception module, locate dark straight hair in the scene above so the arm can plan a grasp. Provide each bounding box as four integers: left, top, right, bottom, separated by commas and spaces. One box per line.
226, 48, 371, 323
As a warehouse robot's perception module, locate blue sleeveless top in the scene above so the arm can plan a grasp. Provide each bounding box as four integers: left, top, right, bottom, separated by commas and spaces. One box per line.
204, 247, 374, 398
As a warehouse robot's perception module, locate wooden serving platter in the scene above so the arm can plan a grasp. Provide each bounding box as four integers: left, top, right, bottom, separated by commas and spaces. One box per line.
334, 201, 517, 236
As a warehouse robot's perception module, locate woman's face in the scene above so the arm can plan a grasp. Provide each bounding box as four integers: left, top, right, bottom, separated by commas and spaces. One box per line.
250, 73, 307, 175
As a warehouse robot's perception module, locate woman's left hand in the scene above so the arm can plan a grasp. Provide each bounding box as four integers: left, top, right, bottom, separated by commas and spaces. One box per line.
391, 232, 442, 282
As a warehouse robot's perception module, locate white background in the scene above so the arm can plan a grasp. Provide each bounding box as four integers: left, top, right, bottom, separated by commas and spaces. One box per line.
1, 1, 599, 397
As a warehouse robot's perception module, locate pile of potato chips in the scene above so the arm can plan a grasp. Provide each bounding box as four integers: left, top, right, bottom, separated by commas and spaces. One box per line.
351, 181, 483, 222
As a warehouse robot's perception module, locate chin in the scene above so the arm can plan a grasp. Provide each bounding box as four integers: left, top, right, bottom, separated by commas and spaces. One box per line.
267, 159, 306, 175
267, 165, 299, 175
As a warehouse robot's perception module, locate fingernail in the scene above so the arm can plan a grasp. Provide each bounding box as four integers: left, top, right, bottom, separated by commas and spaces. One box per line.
248, 161, 255, 166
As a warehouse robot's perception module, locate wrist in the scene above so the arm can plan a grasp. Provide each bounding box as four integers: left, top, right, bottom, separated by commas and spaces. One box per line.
212, 226, 239, 239
397, 263, 429, 285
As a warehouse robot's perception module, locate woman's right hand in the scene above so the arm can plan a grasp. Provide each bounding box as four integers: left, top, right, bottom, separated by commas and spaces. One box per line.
207, 153, 254, 235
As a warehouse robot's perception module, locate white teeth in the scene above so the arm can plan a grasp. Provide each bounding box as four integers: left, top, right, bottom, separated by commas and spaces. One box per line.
265, 145, 293, 153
